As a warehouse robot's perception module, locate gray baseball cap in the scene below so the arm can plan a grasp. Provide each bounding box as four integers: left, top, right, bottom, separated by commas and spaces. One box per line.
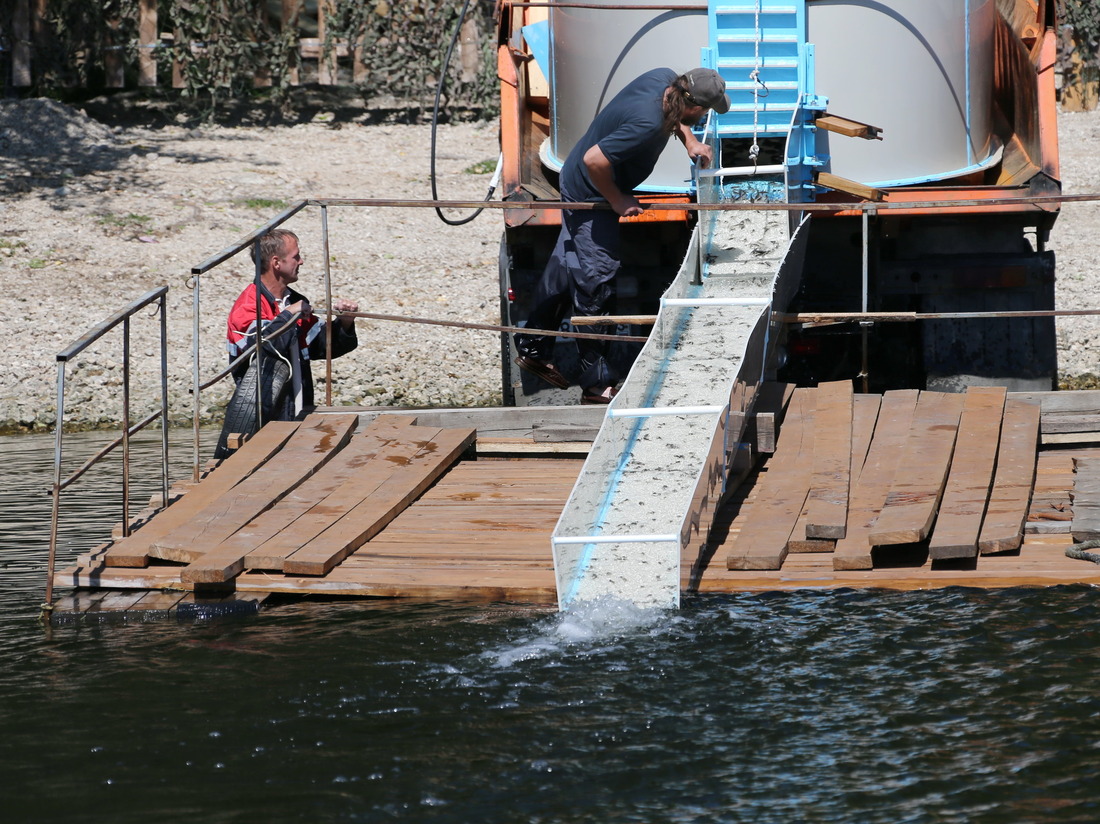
683, 68, 731, 114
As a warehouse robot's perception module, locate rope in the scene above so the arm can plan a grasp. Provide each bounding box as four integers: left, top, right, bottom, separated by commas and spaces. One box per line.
748, 0, 766, 167
1066, 539, 1100, 563
322, 308, 649, 343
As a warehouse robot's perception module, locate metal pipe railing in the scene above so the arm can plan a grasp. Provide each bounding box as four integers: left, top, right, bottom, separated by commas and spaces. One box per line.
184, 190, 1100, 482
45, 286, 170, 610
189, 200, 308, 481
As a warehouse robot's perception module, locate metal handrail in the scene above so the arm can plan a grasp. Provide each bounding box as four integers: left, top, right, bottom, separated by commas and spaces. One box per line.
46, 286, 170, 609
185, 190, 1100, 481
188, 201, 308, 482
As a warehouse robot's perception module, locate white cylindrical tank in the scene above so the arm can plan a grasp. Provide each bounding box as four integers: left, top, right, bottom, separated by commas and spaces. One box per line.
807, 0, 997, 186
546, 0, 708, 193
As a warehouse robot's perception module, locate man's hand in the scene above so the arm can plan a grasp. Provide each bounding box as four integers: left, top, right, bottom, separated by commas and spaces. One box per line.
689, 143, 715, 169
286, 299, 312, 318
583, 144, 643, 217
678, 123, 714, 169
610, 193, 644, 218
332, 298, 359, 330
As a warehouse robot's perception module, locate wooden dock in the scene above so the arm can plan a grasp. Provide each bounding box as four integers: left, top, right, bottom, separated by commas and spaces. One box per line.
51, 389, 1100, 620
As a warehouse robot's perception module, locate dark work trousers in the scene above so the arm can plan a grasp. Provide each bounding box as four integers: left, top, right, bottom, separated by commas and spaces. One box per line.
515, 206, 621, 390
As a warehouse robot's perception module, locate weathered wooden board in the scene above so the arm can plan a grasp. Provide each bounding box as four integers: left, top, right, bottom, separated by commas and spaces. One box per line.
790, 392, 880, 554
103, 420, 300, 567
806, 379, 854, 539
150, 414, 358, 564
928, 387, 1006, 559
753, 381, 794, 454
868, 391, 964, 547
727, 387, 815, 570
1071, 455, 1100, 542
979, 399, 1041, 552
239, 426, 452, 572
282, 426, 476, 575
179, 416, 419, 584
833, 390, 920, 570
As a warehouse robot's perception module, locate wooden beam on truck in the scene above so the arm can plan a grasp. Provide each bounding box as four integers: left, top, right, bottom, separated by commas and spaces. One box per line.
980, 399, 1041, 552
815, 114, 883, 140
103, 420, 301, 568
833, 390, 921, 570
149, 414, 358, 564
928, 387, 1007, 560
815, 172, 884, 202
571, 314, 658, 327
868, 391, 965, 547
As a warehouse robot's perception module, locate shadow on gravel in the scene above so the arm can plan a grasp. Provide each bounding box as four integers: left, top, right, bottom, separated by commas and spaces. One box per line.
0, 87, 490, 198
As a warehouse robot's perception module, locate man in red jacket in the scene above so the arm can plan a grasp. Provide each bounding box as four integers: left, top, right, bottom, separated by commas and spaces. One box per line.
226, 228, 359, 420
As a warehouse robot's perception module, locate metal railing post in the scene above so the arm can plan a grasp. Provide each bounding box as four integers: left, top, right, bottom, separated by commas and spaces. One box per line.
45, 362, 65, 609
254, 238, 265, 431
160, 291, 169, 505
122, 317, 131, 537
322, 204, 333, 406
192, 271, 201, 482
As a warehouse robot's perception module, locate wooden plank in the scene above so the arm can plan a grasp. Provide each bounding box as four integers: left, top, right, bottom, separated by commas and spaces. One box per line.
753, 381, 794, 453
283, 426, 477, 576
928, 387, 1007, 559
979, 399, 1041, 553
806, 379, 853, 539
726, 387, 815, 570
103, 420, 301, 567
150, 414, 358, 564
833, 390, 920, 570
240, 426, 451, 572
815, 114, 883, 140
789, 392, 879, 553
179, 416, 419, 584
815, 172, 883, 202
1071, 456, 1100, 542
867, 391, 965, 547
128, 590, 188, 617
85, 590, 148, 616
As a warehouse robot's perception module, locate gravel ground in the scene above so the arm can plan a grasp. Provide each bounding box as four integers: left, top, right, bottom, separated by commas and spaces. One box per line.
0, 98, 503, 433
0, 98, 1097, 433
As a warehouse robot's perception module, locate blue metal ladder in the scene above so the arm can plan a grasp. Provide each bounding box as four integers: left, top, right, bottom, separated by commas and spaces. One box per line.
701, 0, 826, 202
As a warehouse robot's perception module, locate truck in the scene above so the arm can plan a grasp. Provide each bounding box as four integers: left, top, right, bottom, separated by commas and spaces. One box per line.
493, 0, 1062, 405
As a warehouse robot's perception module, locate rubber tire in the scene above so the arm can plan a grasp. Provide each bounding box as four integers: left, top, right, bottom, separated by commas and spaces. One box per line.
213, 355, 292, 460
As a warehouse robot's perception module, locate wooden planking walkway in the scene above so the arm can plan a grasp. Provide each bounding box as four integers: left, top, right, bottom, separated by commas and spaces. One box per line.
724, 385, 1043, 573
54, 393, 1100, 611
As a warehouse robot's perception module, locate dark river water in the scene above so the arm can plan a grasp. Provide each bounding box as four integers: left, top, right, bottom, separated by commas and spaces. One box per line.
3, 429, 1100, 823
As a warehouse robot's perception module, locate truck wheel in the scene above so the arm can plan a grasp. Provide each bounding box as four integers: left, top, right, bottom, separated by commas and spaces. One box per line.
213, 356, 291, 460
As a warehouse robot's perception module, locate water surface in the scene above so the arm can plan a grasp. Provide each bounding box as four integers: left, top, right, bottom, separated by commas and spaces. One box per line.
2, 430, 1099, 822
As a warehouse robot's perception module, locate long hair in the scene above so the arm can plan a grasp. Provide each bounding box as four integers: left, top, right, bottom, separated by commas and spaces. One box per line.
250, 229, 298, 274
662, 75, 693, 135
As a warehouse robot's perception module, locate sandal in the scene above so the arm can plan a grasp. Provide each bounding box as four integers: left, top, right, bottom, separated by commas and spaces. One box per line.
581, 386, 618, 405
515, 355, 570, 389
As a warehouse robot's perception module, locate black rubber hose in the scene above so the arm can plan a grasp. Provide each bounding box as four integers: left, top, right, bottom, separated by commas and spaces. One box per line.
430, 0, 500, 226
